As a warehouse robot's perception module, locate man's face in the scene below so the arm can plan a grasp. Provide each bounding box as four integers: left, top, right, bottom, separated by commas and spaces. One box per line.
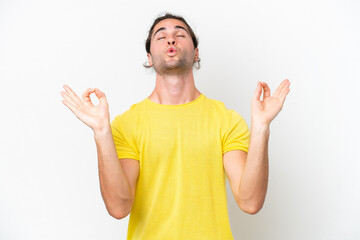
147, 18, 199, 75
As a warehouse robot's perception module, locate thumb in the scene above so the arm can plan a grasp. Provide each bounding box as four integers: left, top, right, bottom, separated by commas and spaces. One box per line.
94, 88, 107, 103
252, 82, 262, 101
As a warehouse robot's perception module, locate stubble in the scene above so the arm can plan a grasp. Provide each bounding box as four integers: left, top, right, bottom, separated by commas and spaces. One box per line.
152, 50, 193, 76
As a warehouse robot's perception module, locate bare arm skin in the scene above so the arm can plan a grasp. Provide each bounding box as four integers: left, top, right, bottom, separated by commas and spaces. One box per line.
223, 122, 269, 215
224, 79, 290, 214
60, 85, 138, 219
94, 127, 136, 219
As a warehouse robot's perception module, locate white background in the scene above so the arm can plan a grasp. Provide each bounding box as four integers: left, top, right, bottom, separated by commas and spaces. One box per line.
1, 0, 359, 239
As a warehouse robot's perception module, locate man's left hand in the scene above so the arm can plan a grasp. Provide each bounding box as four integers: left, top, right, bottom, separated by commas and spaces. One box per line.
251, 79, 291, 125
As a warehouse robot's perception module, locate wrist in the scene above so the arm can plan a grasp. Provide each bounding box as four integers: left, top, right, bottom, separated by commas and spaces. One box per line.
251, 120, 270, 133
251, 119, 269, 127
93, 124, 112, 138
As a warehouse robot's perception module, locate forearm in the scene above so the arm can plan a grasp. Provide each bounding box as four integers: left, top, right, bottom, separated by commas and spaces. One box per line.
238, 121, 269, 213
94, 126, 133, 219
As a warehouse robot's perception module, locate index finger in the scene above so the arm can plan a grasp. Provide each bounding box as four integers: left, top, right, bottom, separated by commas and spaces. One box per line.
252, 81, 263, 101
82, 88, 95, 103
261, 82, 271, 98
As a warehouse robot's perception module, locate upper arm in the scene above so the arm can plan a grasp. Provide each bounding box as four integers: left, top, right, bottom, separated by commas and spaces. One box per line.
223, 150, 247, 205
119, 158, 140, 210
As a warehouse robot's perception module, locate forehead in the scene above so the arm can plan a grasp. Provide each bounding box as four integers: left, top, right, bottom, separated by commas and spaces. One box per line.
152, 18, 189, 36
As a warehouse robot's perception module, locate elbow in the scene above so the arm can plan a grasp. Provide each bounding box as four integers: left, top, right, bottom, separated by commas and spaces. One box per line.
107, 199, 133, 220
238, 201, 263, 215
110, 210, 130, 220
108, 208, 130, 220
242, 206, 262, 215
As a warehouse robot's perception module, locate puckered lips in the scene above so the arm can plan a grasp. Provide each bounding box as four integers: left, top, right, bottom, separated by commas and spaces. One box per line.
166, 46, 178, 56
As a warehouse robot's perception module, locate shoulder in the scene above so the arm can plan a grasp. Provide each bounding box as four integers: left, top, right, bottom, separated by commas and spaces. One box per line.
111, 100, 145, 127
203, 95, 242, 120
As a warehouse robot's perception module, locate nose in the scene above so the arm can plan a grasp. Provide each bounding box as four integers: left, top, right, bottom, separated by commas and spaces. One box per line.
167, 37, 176, 45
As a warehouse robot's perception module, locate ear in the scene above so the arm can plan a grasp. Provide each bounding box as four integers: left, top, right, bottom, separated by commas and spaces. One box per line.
147, 53, 153, 67
194, 48, 199, 61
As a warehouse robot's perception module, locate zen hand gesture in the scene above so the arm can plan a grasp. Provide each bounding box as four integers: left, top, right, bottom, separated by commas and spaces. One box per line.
251, 79, 291, 125
60, 85, 110, 132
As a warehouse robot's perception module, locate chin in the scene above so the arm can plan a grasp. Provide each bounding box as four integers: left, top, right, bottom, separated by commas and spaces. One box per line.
153, 59, 191, 74
165, 62, 182, 68
166, 58, 188, 67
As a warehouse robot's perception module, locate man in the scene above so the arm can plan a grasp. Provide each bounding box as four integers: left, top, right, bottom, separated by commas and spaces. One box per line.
60, 13, 290, 240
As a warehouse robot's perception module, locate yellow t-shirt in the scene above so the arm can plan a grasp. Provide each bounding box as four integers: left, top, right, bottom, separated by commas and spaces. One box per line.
110, 93, 250, 240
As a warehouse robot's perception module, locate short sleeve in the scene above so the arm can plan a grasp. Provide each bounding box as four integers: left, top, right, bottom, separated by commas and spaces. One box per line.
110, 114, 140, 161
222, 109, 250, 154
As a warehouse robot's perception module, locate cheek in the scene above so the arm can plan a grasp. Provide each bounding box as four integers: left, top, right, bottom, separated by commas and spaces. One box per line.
150, 43, 163, 55
182, 45, 195, 56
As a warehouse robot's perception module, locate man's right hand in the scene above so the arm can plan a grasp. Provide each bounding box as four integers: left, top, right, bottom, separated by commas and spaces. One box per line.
60, 84, 110, 133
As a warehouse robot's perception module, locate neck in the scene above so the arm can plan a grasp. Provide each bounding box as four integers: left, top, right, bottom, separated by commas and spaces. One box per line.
147, 70, 201, 105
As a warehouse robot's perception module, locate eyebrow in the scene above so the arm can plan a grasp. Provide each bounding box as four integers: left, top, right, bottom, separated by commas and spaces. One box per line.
153, 25, 190, 38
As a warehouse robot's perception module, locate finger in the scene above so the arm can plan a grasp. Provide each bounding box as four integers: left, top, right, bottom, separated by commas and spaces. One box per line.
273, 79, 289, 98
82, 88, 95, 106
94, 88, 108, 105
63, 85, 83, 106
277, 80, 290, 98
60, 90, 78, 107
278, 89, 290, 107
252, 82, 263, 101
272, 80, 286, 98
261, 82, 271, 98
280, 80, 291, 95
279, 83, 291, 103
61, 98, 80, 116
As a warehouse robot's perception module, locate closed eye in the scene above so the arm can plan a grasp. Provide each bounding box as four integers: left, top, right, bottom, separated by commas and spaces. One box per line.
157, 37, 165, 40
177, 35, 185, 37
